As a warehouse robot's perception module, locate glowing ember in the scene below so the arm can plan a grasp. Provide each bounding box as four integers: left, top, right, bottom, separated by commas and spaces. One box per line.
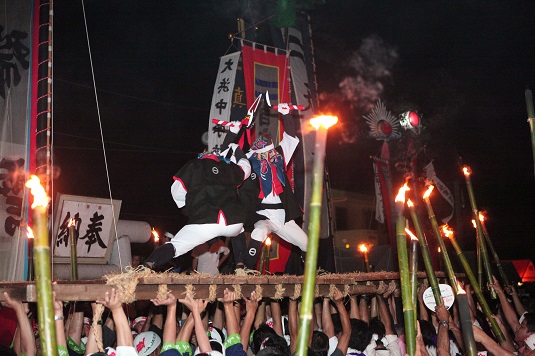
266, 237, 272, 246
438, 247, 441, 253
478, 212, 485, 222
407, 199, 414, 208
471, 219, 477, 229
462, 166, 472, 176
441, 224, 454, 238
358, 244, 368, 253
395, 183, 410, 203
25, 175, 50, 209
405, 227, 418, 241
423, 185, 434, 199
68, 218, 75, 228
26, 226, 34, 239
310, 115, 338, 130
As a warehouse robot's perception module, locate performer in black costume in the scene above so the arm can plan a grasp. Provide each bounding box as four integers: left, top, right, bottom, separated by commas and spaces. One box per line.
144, 144, 250, 270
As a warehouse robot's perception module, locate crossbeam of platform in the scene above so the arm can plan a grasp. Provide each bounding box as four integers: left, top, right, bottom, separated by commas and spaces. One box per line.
0, 271, 456, 302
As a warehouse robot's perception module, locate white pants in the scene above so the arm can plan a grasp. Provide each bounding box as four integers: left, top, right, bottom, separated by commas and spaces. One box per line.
251, 219, 308, 252
170, 221, 243, 257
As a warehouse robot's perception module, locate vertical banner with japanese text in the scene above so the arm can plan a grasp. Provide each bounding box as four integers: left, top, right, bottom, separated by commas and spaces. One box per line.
0, 0, 34, 281
373, 157, 395, 248
207, 51, 241, 151
241, 44, 290, 145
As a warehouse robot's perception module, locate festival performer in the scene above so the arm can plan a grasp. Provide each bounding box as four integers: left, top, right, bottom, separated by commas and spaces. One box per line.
242, 103, 308, 268
144, 144, 251, 270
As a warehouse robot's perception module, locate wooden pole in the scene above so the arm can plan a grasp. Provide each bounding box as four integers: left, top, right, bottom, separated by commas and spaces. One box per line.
525, 89, 535, 179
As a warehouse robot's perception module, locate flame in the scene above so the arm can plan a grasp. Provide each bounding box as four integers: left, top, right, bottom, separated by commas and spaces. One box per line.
345, 243, 350, 249
68, 218, 75, 228
423, 185, 434, 199
266, 237, 272, 246
478, 212, 485, 222
407, 199, 414, 208
310, 115, 338, 130
151, 228, 159, 242
358, 244, 368, 253
25, 175, 50, 209
441, 224, 454, 239
26, 226, 34, 239
457, 282, 466, 294
462, 166, 471, 177
405, 227, 418, 241
438, 246, 441, 253
471, 219, 477, 228
395, 183, 410, 203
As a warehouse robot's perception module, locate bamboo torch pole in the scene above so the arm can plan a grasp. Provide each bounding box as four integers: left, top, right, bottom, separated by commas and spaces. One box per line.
462, 166, 496, 299
395, 183, 416, 356
407, 199, 442, 306
479, 212, 511, 288
68, 218, 78, 281
472, 219, 483, 288
525, 89, 535, 179
405, 227, 419, 328
456, 282, 478, 356
422, 185, 458, 294
296, 115, 337, 356
442, 225, 505, 344
25, 175, 58, 356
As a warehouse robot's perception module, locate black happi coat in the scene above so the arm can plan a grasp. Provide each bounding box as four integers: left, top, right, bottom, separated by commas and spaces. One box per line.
174, 156, 246, 225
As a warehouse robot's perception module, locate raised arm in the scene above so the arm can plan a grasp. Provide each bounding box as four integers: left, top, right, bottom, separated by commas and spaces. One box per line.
97, 288, 133, 348
270, 299, 284, 336
332, 288, 351, 355
472, 325, 516, 356
2, 292, 36, 356
489, 276, 520, 332
240, 291, 259, 352
435, 302, 451, 356
179, 293, 210, 353
322, 297, 335, 338
151, 292, 177, 347
288, 298, 299, 354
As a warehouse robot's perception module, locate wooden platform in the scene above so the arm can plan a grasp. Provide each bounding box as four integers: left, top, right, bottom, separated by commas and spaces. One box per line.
0, 271, 455, 302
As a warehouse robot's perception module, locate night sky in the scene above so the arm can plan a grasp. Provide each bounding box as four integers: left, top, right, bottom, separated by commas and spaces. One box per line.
52, 1, 535, 261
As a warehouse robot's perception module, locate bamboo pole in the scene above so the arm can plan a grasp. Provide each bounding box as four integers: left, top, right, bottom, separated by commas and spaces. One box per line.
68, 219, 78, 281
26, 176, 58, 356
479, 213, 511, 288
407, 200, 442, 306
473, 220, 483, 288
422, 186, 458, 294
395, 184, 416, 356
407, 228, 419, 328
442, 226, 505, 344
296, 115, 337, 356
456, 283, 478, 356
462, 166, 496, 299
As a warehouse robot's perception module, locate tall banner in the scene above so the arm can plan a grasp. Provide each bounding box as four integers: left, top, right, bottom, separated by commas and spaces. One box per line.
373, 157, 395, 247
207, 51, 242, 151
0, 0, 34, 281
241, 44, 290, 144
424, 161, 454, 223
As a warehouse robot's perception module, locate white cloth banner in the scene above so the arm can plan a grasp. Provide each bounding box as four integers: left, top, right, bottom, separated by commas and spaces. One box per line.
207, 51, 241, 151
373, 161, 385, 223
424, 161, 454, 223
0, 0, 33, 281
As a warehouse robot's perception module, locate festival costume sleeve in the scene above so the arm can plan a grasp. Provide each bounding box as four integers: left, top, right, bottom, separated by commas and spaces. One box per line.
279, 115, 299, 166
171, 160, 195, 209
236, 157, 251, 181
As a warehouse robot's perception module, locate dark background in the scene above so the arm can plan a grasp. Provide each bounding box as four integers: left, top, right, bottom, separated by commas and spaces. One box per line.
51, 1, 535, 261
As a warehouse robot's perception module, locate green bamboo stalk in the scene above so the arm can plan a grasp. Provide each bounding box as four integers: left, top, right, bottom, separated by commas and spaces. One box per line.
69, 223, 78, 280
457, 290, 478, 356
480, 218, 511, 288
296, 122, 331, 356
463, 167, 496, 299
476, 225, 483, 288
422, 188, 458, 294
407, 202, 442, 306
525, 89, 535, 179
409, 237, 418, 328
445, 228, 506, 344
395, 188, 416, 356
33, 205, 59, 356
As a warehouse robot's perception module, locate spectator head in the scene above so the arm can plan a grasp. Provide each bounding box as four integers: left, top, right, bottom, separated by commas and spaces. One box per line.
132, 255, 143, 268
349, 318, 371, 352
516, 312, 535, 343
251, 324, 279, 354
311, 330, 329, 356
418, 320, 437, 348
134, 331, 161, 356
131, 316, 147, 334
369, 317, 386, 340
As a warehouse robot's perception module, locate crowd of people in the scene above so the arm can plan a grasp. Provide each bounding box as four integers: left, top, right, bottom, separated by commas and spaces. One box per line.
1, 273, 534, 356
